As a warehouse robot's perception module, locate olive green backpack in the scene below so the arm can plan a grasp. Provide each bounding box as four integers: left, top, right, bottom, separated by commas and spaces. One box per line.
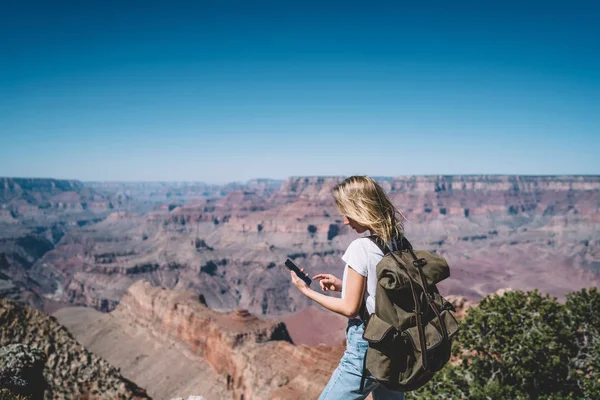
358, 235, 461, 393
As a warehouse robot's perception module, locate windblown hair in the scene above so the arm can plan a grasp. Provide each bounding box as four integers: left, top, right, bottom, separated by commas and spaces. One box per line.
332, 176, 405, 245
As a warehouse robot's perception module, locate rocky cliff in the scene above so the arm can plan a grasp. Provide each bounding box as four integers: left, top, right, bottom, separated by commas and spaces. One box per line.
56, 280, 344, 400
279, 175, 600, 221
0, 297, 150, 400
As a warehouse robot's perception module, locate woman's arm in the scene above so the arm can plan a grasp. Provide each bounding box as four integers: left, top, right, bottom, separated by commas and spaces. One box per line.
291, 267, 365, 318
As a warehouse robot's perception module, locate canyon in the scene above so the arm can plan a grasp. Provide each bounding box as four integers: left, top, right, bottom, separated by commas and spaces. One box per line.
1, 175, 599, 398
54, 280, 346, 399
51, 281, 482, 399
4, 175, 597, 317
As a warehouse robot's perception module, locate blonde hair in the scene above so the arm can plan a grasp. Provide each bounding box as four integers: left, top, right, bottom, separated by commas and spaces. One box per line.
332, 176, 405, 244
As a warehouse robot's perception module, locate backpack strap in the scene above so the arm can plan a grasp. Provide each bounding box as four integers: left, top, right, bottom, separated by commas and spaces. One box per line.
406, 248, 450, 341
369, 234, 450, 371
385, 245, 452, 371
359, 346, 369, 393
368, 234, 407, 255
358, 235, 391, 324
386, 249, 431, 371
368, 235, 388, 254
360, 234, 423, 391
358, 235, 395, 393
359, 234, 403, 322
365, 234, 452, 378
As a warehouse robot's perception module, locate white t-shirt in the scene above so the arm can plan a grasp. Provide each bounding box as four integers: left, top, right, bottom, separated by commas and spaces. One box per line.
341, 237, 385, 316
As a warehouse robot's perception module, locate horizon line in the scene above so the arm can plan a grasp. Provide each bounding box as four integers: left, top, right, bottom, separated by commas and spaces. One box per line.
3, 173, 600, 186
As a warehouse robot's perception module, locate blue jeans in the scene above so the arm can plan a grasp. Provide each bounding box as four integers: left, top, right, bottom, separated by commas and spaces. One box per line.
319, 319, 406, 400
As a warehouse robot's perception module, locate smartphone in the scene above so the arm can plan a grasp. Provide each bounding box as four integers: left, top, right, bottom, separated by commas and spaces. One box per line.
284, 258, 312, 286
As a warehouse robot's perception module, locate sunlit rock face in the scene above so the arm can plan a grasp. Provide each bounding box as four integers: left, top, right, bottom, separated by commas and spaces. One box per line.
56, 280, 344, 400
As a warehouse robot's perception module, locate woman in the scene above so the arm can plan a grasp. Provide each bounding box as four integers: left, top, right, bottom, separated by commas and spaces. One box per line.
290, 175, 406, 400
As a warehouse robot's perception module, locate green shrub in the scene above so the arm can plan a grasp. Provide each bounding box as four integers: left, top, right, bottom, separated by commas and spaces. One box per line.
565, 288, 600, 399
408, 289, 600, 399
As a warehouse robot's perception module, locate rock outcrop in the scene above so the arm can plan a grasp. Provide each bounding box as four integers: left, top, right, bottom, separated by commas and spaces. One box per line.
0, 298, 150, 400
57, 281, 345, 400
0, 344, 47, 400
115, 280, 343, 399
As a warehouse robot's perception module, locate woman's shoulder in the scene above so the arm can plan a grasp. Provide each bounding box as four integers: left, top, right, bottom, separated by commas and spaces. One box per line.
342, 237, 384, 277
347, 237, 384, 256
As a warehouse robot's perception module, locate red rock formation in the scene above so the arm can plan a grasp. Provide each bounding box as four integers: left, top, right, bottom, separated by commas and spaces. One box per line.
113, 280, 344, 399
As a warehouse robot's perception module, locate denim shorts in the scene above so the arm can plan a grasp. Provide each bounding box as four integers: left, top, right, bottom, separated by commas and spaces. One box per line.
319, 319, 405, 400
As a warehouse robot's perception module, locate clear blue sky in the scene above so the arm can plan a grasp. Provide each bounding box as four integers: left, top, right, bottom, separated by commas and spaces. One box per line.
1, 0, 598, 183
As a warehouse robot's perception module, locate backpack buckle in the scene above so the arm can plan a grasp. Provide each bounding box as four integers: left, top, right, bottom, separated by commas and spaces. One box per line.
413, 258, 428, 268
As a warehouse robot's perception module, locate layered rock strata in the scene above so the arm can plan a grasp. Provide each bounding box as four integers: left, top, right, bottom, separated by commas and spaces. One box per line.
116, 281, 344, 399
4, 175, 599, 321
42, 175, 600, 316
57, 281, 345, 400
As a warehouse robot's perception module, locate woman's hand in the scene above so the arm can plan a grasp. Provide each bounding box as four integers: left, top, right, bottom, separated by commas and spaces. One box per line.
290, 268, 311, 294
312, 274, 343, 292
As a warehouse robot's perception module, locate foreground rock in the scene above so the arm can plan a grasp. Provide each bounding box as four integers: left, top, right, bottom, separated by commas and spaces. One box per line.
169, 397, 205, 400
0, 298, 150, 400
0, 344, 47, 400
56, 280, 345, 400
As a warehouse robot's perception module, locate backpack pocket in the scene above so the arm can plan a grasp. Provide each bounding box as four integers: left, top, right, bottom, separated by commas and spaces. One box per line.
404, 310, 460, 353
363, 314, 396, 344
362, 314, 405, 387
401, 309, 460, 378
